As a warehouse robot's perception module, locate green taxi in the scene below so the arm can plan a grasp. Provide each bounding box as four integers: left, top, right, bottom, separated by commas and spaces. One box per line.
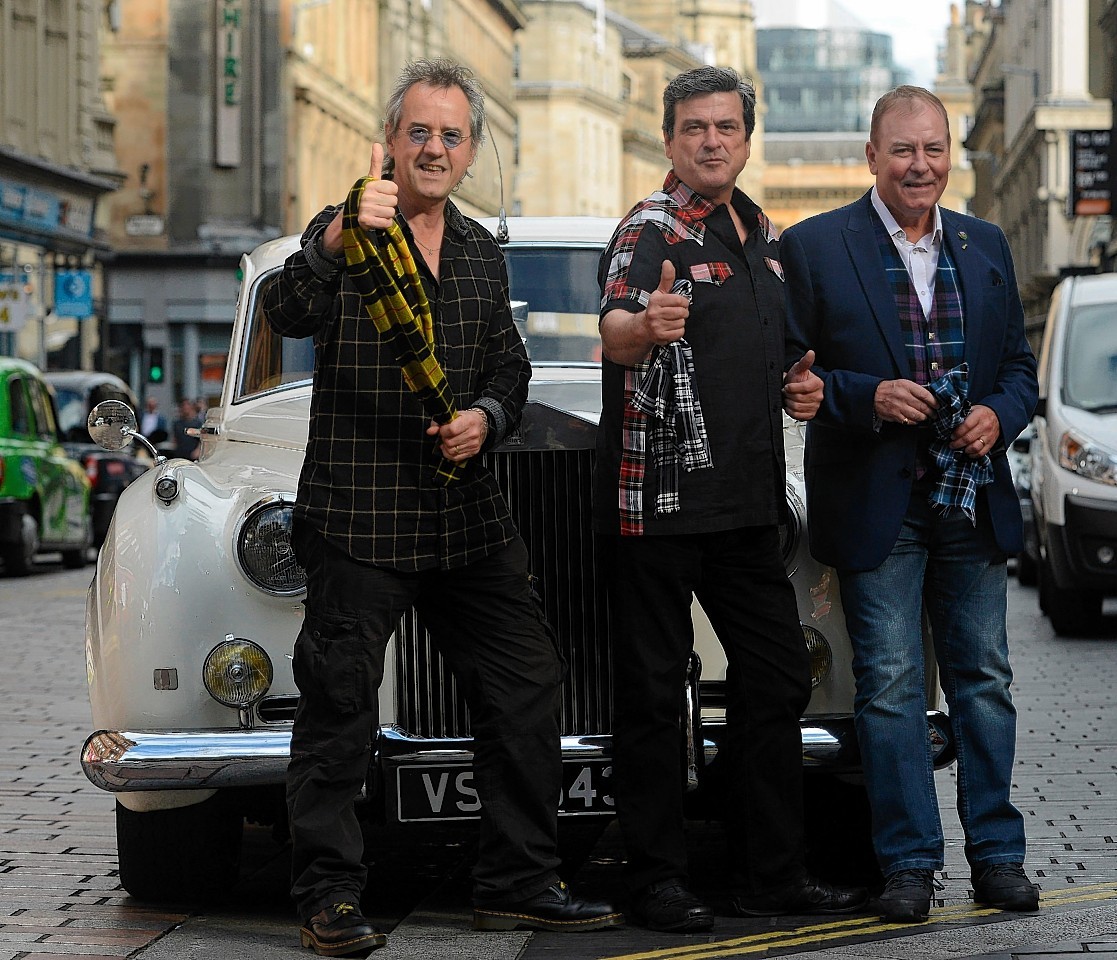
0, 357, 91, 575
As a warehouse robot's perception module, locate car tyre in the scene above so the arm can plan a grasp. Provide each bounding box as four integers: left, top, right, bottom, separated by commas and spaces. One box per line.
116, 794, 243, 902
1039, 557, 1100, 636
2, 511, 39, 576
61, 518, 92, 569
1015, 551, 1037, 587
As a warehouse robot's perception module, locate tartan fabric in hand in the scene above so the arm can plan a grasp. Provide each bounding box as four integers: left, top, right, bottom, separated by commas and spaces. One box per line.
341, 176, 461, 485
629, 339, 713, 516
925, 363, 993, 523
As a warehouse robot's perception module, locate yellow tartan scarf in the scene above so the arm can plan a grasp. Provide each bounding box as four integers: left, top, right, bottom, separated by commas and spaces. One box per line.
341, 176, 462, 486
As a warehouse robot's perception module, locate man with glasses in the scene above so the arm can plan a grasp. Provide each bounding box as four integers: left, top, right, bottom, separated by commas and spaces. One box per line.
264, 58, 620, 957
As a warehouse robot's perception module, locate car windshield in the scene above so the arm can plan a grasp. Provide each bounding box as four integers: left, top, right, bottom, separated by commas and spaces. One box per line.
1062, 302, 1117, 412
236, 246, 605, 401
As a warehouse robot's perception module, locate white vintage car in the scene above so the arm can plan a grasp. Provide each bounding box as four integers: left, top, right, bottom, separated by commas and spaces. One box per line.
80, 216, 953, 902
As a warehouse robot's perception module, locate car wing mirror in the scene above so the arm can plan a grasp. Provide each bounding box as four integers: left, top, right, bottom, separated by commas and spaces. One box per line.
88, 400, 163, 461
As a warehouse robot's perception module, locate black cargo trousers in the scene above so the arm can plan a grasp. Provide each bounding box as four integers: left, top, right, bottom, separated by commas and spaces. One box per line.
287, 520, 565, 921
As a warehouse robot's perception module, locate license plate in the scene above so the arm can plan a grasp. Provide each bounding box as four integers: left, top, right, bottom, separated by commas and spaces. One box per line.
395, 760, 614, 822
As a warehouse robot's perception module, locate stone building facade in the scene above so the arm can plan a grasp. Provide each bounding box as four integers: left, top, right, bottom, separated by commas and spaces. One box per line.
965, 0, 1113, 328
0, 0, 121, 368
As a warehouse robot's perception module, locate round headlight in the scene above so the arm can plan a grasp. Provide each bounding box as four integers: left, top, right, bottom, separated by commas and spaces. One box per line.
203, 637, 273, 708
801, 623, 832, 689
236, 496, 306, 595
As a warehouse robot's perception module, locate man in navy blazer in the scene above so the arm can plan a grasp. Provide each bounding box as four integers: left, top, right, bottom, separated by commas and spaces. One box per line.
782, 86, 1039, 923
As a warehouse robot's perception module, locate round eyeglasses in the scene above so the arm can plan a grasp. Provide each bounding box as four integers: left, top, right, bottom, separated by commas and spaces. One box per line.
406, 127, 470, 150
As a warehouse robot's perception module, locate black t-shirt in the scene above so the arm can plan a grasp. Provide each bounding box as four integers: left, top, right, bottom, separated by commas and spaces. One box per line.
595, 174, 789, 536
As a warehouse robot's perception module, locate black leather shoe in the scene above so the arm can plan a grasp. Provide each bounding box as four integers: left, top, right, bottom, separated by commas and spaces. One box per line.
972, 863, 1040, 912
628, 878, 714, 932
733, 874, 868, 917
872, 868, 936, 922
473, 881, 623, 932
299, 902, 387, 957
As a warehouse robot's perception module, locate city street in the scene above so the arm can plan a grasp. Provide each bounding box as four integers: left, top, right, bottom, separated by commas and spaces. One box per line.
1, 555, 1115, 959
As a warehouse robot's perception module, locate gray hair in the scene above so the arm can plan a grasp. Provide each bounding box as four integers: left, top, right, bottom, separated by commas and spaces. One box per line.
870, 85, 951, 146
381, 58, 486, 178
662, 66, 756, 140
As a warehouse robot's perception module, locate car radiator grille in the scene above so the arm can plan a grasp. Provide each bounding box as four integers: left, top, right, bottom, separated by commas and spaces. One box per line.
393, 446, 612, 739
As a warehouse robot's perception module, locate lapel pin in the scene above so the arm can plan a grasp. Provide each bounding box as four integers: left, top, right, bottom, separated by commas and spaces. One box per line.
958, 230, 968, 250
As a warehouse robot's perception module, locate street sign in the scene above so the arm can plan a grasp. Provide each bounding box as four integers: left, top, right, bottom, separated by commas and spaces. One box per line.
125, 214, 165, 236
1069, 130, 1112, 216
0, 273, 33, 331
55, 269, 94, 318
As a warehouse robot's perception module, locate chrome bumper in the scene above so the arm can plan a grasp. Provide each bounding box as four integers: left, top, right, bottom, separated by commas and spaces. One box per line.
81, 729, 294, 792
80, 711, 955, 794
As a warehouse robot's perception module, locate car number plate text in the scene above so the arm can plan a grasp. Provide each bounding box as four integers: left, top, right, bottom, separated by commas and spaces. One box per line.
395, 760, 613, 822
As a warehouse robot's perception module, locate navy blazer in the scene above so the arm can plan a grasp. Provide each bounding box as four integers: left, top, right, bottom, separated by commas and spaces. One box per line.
782, 191, 1038, 572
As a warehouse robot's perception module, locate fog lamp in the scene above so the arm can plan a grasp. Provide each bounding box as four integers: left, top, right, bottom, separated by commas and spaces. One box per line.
801, 624, 832, 689
1098, 545, 1116, 566
203, 637, 273, 708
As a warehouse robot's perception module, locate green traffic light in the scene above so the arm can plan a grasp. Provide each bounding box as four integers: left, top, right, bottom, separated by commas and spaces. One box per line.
150, 365, 164, 382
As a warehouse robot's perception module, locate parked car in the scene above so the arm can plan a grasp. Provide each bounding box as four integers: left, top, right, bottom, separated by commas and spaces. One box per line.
1031, 272, 1117, 634
44, 370, 151, 546
80, 217, 954, 902
1008, 422, 1038, 586
0, 357, 91, 575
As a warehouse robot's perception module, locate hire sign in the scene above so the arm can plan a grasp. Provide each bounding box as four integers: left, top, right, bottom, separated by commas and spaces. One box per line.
215, 0, 244, 168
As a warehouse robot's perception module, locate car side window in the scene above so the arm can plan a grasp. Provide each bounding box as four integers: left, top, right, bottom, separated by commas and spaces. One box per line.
237, 273, 314, 400
28, 379, 58, 441
8, 377, 31, 437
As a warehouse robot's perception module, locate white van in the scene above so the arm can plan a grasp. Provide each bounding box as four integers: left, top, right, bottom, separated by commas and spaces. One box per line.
1031, 272, 1117, 634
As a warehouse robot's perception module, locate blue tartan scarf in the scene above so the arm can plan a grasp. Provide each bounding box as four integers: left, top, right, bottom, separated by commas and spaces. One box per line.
925, 364, 994, 523
629, 338, 713, 517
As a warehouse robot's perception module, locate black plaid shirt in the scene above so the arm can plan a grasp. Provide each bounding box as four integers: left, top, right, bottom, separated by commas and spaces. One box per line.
263, 202, 529, 572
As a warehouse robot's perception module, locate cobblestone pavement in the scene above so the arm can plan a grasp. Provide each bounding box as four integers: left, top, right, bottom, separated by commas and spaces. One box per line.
0, 559, 189, 959
1, 559, 1114, 959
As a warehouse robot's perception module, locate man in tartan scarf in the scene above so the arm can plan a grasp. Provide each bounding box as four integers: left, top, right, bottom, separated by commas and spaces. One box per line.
783, 86, 1039, 925
264, 59, 619, 956
596, 65, 865, 933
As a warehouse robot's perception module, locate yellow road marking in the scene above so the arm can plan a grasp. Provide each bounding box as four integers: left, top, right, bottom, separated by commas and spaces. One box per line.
598, 883, 1117, 960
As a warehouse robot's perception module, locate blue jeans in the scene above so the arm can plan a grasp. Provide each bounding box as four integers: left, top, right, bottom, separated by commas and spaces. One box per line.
838, 486, 1027, 876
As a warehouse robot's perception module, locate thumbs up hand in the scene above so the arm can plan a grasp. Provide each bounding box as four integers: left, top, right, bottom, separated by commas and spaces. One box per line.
782, 349, 824, 421
357, 142, 398, 232
318, 142, 399, 255
643, 260, 689, 345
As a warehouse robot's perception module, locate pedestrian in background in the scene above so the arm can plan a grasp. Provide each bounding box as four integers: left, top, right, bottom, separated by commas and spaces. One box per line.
170, 397, 200, 460
140, 395, 168, 444
781, 85, 1040, 923
596, 64, 866, 933
263, 57, 620, 957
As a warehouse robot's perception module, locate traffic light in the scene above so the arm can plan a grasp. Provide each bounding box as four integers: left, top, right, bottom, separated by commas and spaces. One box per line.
148, 347, 165, 383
